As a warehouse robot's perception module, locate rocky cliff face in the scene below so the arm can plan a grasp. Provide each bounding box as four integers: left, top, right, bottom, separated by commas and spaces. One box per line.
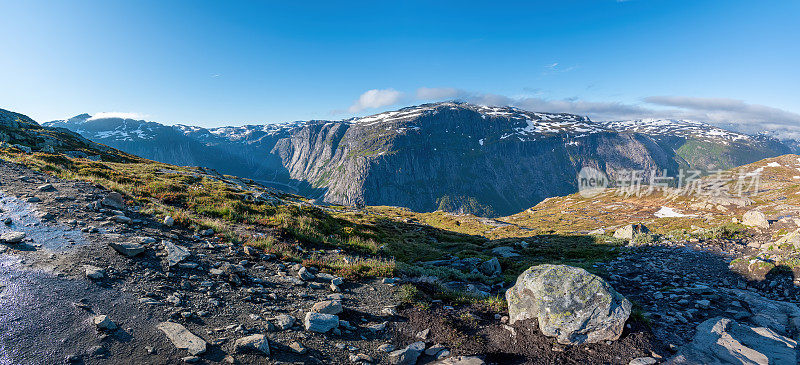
46, 102, 791, 216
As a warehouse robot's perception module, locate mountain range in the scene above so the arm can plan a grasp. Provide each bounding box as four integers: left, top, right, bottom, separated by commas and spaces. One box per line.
45, 102, 792, 216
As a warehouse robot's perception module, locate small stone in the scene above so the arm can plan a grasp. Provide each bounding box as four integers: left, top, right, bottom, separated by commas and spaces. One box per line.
298, 266, 316, 281
84, 265, 106, 279
368, 322, 387, 332
93, 315, 117, 330
378, 344, 395, 352
101, 192, 125, 209
304, 312, 339, 333
629, 357, 657, 365
88, 345, 107, 358
157, 321, 207, 356
233, 334, 270, 355
38, 184, 54, 191
164, 240, 191, 267
273, 314, 296, 330
425, 344, 447, 356
0, 231, 26, 244
108, 241, 145, 257
311, 300, 343, 315
164, 216, 175, 227
289, 341, 307, 354
65, 354, 81, 363
388, 341, 425, 365
182, 356, 200, 363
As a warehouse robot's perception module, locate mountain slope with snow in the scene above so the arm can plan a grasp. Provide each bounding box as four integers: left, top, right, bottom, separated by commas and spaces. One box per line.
46, 102, 791, 216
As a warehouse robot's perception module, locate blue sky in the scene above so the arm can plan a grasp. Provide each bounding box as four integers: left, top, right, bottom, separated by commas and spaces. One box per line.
1, 0, 798, 134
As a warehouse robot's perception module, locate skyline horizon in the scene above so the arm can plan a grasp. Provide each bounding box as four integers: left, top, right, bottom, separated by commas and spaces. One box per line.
17, 98, 795, 141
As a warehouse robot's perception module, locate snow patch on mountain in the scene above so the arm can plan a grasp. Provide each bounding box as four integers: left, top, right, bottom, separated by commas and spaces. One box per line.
602, 119, 751, 143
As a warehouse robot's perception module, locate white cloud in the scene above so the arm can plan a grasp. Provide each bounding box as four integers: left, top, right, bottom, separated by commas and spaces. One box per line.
415, 87, 463, 100
88, 112, 147, 121
643, 96, 800, 139
348, 89, 405, 112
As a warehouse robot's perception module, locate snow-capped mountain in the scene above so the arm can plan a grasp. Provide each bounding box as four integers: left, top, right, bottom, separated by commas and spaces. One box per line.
46, 102, 791, 216
602, 119, 751, 143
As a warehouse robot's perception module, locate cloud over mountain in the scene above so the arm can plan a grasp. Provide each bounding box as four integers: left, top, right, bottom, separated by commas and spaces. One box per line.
348, 89, 405, 112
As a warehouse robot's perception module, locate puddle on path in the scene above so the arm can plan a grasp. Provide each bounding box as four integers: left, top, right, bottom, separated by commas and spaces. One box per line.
0, 193, 152, 364
0, 192, 88, 251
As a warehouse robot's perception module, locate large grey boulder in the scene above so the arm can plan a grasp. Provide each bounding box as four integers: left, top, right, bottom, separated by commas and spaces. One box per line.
666, 317, 797, 365
505, 264, 631, 345
157, 322, 207, 356
742, 210, 769, 229
613, 223, 649, 240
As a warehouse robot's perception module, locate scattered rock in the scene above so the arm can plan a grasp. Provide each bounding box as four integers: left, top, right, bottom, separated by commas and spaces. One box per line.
101, 192, 125, 210
111, 215, 132, 224
311, 300, 343, 315
93, 315, 117, 330
157, 321, 207, 356
742, 210, 769, 229
388, 341, 425, 365
233, 334, 270, 355
491, 246, 519, 258
378, 344, 395, 352
430, 356, 486, 365
506, 264, 631, 345
37, 184, 54, 191
108, 241, 145, 257
84, 265, 106, 279
164, 240, 191, 267
273, 314, 296, 330
0, 231, 26, 244
304, 312, 339, 333
629, 357, 657, 365
289, 341, 307, 354
666, 317, 796, 364
613, 223, 649, 240
298, 266, 315, 281
478, 258, 501, 276
164, 216, 175, 227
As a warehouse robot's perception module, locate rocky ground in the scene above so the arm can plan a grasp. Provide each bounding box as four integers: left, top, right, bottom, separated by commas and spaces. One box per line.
0, 160, 405, 364
2, 155, 800, 364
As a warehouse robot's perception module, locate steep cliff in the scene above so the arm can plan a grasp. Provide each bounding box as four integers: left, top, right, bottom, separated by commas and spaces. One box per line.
46, 102, 791, 216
